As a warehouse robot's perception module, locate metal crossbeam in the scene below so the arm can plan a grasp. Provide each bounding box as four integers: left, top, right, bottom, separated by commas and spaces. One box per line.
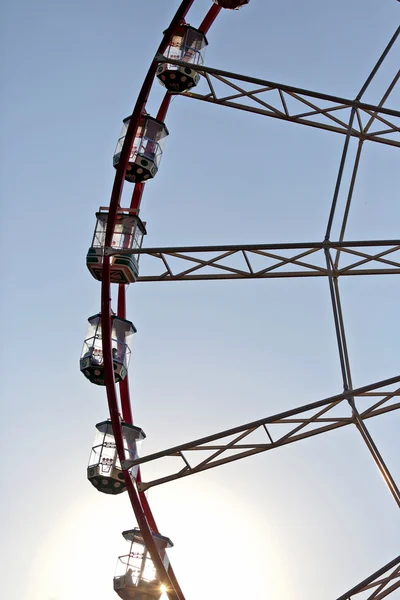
120, 375, 400, 491
336, 555, 400, 600
155, 55, 400, 147
106, 240, 400, 281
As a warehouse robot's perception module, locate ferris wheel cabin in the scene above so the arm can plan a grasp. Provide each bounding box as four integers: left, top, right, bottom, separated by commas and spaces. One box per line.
114, 528, 173, 599
80, 313, 136, 386
87, 420, 145, 495
157, 25, 208, 93
113, 115, 168, 183
86, 210, 146, 283
212, 0, 250, 8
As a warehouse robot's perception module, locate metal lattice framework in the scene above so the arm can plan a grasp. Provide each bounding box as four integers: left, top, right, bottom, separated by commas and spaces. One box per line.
335, 554, 400, 600
154, 53, 400, 147
123, 375, 400, 496
109, 239, 400, 280
96, 3, 400, 599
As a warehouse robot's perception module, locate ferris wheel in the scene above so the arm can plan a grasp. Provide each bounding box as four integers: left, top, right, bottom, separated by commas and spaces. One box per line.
79, 1, 400, 598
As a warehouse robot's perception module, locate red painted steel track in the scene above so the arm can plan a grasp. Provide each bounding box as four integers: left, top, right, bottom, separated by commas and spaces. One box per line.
100, 2, 223, 598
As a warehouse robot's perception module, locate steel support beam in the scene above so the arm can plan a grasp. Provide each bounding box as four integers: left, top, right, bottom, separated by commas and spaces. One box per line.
336, 555, 400, 600
105, 240, 400, 281
121, 375, 400, 491
155, 55, 400, 147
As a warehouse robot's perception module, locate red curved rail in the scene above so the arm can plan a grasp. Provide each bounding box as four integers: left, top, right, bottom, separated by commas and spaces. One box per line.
99, 2, 223, 598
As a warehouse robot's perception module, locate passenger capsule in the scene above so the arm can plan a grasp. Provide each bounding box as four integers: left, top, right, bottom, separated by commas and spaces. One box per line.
157, 25, 208, 92
87, 420, 145, 495
113, 115, 169, 183
86, 209, 146, 284
213, 0, 250, 8
114, 528, 173, 599
80, 313, 136, 385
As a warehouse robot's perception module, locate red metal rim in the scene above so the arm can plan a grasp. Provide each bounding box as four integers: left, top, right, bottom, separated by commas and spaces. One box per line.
99, 2, 223, 598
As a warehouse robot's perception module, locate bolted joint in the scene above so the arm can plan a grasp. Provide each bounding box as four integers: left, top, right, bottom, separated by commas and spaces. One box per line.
121, 459, 136, 470
137, 481, 150, 492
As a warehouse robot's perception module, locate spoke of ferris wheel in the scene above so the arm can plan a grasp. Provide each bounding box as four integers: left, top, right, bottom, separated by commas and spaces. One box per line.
106, 239, 400, 281
324, 25, 400, 502
326, 26, 400, 243
333, 69, 400, 270
335, 554, 400, 600
154, 62, 400, 148
324, 249, 400, 509
333, 138, 363, 269
319, 26, 400, 511
120, 374, 400, 491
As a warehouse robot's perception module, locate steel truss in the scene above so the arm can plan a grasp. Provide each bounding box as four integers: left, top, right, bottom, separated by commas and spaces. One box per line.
336, 554, 400, 600
108, 239, 400, 281
123, 375, 400, 493
155, 50, 400, 148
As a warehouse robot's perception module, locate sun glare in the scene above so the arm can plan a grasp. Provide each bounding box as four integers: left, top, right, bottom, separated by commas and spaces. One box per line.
25, 474, 294, 599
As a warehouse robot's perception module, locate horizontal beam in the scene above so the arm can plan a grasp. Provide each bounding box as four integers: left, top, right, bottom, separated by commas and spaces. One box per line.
105, 240, 400, 281
155, 55, 400, 147
122, 375, 400, 490
155, 55, 399, 118
110, 239, 400, 254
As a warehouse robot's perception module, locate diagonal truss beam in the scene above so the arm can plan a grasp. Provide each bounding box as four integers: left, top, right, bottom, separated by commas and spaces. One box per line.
336, 555, 400, 600
106, 240, 400, 281
120, 375, 400, 491
155, 54, 400, 147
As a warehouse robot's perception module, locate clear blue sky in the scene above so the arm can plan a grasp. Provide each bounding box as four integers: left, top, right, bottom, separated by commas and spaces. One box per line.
1, 1, 399, 599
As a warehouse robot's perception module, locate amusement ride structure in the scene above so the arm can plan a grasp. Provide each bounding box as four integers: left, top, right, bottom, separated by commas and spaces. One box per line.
79, 1, 400, 598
